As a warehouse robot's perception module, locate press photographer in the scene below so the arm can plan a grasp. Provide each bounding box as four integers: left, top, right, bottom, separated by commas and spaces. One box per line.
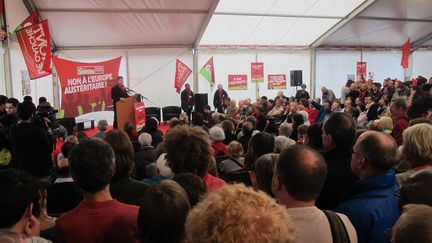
10, 101, 53, 185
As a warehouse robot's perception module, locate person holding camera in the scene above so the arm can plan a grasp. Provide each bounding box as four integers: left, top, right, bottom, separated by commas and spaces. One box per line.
10, 101, 53, 185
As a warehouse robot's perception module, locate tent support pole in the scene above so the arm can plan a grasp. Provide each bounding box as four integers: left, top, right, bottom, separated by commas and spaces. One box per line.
310, 47, 317, 99
193, 48, 199, 93
3, 0, 13, 97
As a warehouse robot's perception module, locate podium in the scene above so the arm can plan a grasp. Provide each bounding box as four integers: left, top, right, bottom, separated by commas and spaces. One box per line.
116, 97, 146, 131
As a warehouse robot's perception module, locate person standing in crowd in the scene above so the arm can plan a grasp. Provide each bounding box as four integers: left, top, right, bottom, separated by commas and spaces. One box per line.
111, 76, 129, 129
0, 95, 7, 117
317, 112, 357, 210
0, 98, 19, 137
390, 98, 409, 146
295, 83, 310, 101
272, 145, 358, 243
56, 139, 139, 242
213, 84, 228, 113
336, 131, 400, 243
180, 83, 194, 121
321, 86, 335, 103
341, 80, 354, 104
10, 101, 53, 184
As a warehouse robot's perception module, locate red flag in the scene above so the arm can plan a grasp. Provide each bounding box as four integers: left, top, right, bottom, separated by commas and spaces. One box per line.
17, 20, 52, 79
401, 37, 410, 69
14, 11, 39, 33
174, 59, 192, 94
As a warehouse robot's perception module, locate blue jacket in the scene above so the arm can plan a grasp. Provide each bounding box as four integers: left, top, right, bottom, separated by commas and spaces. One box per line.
311, 101, 332, 123
335, 169, 400, 243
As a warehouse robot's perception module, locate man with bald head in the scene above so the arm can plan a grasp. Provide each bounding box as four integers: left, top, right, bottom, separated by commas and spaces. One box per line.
272, 145, 357, 243
336, 131, 400, 243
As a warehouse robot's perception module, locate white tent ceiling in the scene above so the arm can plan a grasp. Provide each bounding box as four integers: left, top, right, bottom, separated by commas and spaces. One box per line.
9, 0, 432, 49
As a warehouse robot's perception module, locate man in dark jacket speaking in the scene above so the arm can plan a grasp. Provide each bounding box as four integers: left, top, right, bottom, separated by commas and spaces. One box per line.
181, 83, 194, 121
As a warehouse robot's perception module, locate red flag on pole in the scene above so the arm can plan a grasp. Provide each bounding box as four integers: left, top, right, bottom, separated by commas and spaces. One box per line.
16, 20, 52, 79
174, 59, 192, 94
401, 37, 410, 69
14, 11, 40, 33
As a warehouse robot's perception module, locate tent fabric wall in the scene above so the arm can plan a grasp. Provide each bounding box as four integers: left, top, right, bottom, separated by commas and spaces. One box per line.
197, 49, 310, 107
316, 50, 405, 99
412, 51, 432, 79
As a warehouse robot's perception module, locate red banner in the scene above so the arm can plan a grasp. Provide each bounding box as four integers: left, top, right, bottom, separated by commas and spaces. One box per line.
251, 62, 264, 83
53, 56, 122, 118
174, 59, 192, 94
401, 38, 410, 69
356, 62, 367, 81
228, 75, 247, 90
17, 20, 52, 79
134, 102, 146, 129
14, 11, 39, 32
268, 74, 286, 90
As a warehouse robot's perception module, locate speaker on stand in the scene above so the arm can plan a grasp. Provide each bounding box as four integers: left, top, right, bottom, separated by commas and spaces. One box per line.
290, 70, 303, 94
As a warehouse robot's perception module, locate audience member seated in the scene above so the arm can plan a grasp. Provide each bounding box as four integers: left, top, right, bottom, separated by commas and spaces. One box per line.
10, 101, 53, 183
137, 180, 191, 243
221, 120, 236, 145
209, 126, 228, 156
396, 124, 432, 185
0, 169, 51, 243
138, 117, 163, 147
272, 145, 357, 243
392, 204, 432, 243
296, 124, 308, 144
76, 131, 88, 141
55, 139, 139, 243
237, 121, 254, 152
274, 135, 293, 153
397, 169, 432, 207
304, 123, 324, 152
164, 126, 226, 192
255, 153, 278, 197
47, 142, 82, 215
105, 131, 149, 206
134, 133, 156, 180
124, 121, 139, 150
218, 141, 244, 178
173, 173, 207, 207
93, 119, 108, 139
245, 132, 274, 170
254, 105, 267, 131
316, 112, 357, 210
185, 184, 296, 243
290, 113, 304, 141
336, 131, 400, 243
278, 121, 296, 143
390, 98, 410, 146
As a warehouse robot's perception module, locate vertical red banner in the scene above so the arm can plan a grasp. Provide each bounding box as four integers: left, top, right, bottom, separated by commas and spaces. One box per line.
134, 102, 146, 129
401, 38, 411, 69
53, 56, 122, 118
174, 59, 192, 93
356, 62, 367, 81
251, 62, 264, 83
16, 20, 52, 79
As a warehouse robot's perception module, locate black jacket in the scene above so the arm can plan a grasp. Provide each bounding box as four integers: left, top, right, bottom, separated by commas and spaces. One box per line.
111, 85, 129, 107
110, 177, 149, 206
47, 180, 82, 215
316, 147, 358, 210
10, 122, 53, 177
366, 103, 379, 122
180, 89, 194, 112
213, 89, 228, 110
295, 90, 310, 101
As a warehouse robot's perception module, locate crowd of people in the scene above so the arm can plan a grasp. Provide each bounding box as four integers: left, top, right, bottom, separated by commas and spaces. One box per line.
0, 75, 432, 243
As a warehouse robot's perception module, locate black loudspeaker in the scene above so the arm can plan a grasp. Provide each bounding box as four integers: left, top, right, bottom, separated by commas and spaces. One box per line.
290, 70, 303, 86
194, 93, 208, 113
55, 118, 76, 135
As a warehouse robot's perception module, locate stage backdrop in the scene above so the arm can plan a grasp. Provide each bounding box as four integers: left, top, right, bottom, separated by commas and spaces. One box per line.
53, 56, 122, 118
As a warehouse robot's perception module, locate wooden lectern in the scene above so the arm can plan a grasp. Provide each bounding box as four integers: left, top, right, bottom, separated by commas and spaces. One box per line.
116, 97, 136, 131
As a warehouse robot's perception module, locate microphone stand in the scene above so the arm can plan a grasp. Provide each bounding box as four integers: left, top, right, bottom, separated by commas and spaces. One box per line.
125, 87, 159, 107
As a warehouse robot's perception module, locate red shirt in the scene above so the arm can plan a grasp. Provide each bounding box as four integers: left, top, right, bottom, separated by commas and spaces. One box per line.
212, 141, 228, 156
308, 109, 319, 124
56, 200, 139, 243
203, 173, 227, 192
392, 115, 409, 146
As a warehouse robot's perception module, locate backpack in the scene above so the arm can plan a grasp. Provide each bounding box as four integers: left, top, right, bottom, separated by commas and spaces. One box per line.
322, 210, 351, 243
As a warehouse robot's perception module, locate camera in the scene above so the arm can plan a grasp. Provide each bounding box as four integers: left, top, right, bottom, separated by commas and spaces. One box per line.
33, 108, 58, 129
